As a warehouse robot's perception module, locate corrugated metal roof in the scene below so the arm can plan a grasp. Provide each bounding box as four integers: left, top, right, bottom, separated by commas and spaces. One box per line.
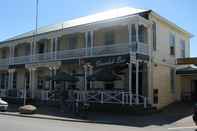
2, 7, 147, 43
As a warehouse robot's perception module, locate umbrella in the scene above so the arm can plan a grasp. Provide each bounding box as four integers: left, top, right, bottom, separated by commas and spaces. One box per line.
87, 67, 121, 82
45, 72, 79, 82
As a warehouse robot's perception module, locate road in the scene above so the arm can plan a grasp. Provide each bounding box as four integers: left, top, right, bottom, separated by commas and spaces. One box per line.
0, 114, 174, 131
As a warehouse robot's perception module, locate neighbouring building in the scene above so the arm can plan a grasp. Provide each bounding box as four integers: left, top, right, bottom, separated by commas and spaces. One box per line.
0, 7, 193, 109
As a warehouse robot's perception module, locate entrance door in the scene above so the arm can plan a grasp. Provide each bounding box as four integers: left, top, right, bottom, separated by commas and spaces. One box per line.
191, 80, 197, 101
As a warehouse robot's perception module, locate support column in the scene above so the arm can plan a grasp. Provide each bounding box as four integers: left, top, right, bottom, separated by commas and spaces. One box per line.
135, 24, 139, 53
33, 39, 37, 55
9, 45, 15, 64
8, 69, 15, 91
50, 38, 54, 60
89, 65, 93, 89
148, 26, 153, 105
84, 65, 88, 91
85, 32, 88, 56
29, 68, 36, 99
90, 31, 94, 56
135, 60, 139, 104
49, 67, 53, 91
135, 24, 139, 42
128, 24, 132, 46
53, 67, 57, 90
83, 65, 88, 103
128, 58, 133, 105
54, 37, 58, 60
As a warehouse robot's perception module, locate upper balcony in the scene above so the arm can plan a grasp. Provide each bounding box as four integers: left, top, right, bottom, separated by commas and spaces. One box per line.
0, 16, 151, 67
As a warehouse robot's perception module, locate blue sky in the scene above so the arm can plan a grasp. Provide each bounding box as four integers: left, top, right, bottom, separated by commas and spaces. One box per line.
0, 0, 196, 56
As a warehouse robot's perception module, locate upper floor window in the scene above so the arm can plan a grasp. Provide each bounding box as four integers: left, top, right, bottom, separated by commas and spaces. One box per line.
86, 31, 92, 48
138, 25, 148, 43
152, 21, 157, 51
38, 43, 45, 53
68, 35, 78, 49
131, 24, 136, 42
13, 72, 17, 89
2, 49, 7, 58
169, 33, 176, 56
52, 38, 56, 52
180, 39, 186, 58
104, 31, 114, 45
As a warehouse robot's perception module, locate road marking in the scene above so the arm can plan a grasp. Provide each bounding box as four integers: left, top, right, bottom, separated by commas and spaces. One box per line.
168, 126, 197, 130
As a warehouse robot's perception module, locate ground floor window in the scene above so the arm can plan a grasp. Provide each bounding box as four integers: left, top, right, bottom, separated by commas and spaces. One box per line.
104, 81, 114, 90
170, 68, 176, 94
153, 89, 158, 104
0, 73, 8, 89
13, 72, 17, 89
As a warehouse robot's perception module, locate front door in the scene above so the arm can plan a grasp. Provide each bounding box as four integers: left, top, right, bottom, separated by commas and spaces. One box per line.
191, 80, 197, 101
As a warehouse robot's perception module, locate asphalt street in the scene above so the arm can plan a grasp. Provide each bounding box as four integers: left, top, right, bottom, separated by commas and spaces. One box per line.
0, 114, 173, 131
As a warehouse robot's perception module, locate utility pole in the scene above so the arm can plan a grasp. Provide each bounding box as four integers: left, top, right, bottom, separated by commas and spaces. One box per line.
24, 0, 39, 106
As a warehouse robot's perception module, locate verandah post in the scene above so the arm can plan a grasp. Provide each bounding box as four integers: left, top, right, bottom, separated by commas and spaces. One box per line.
136, 60, 139, 104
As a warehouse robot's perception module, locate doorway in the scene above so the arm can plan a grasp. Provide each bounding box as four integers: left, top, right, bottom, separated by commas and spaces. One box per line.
191, 80, 197, 101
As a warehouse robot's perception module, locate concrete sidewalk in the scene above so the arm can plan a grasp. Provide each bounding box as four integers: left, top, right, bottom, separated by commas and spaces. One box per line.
0, 111, 91, 123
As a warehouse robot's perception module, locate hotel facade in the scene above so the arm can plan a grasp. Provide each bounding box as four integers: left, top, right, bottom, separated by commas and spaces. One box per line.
0, 8, 193, 109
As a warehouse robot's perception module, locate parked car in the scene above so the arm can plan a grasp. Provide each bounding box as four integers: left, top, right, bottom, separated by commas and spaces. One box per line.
193, 103, 197, 125
0, 98, 8, 111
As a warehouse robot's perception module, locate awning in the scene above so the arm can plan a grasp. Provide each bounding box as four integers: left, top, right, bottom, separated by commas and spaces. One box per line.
176, 65, 197, 75
87, 67, 121, 81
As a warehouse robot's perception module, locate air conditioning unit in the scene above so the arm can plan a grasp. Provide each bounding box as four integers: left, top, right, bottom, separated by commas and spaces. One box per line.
0, 89, 6, 97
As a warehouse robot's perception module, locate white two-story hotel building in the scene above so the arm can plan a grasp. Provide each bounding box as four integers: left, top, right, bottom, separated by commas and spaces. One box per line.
0, 7, 193, 109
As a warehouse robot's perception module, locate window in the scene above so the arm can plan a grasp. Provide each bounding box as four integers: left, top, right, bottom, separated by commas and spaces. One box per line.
38, 43, 45, 53
104, 31, 114, 45
0, 74, 5, 89
153, 89, 158, 104
13, 72, 17, 89
25, 44, 30, 55
2, 50, 6, 58
170, 68, 176, 94
131, 24, 136, 42
180, 39, 186, 58
25, 72, 30, 89
169, 33, 176, 56
104, 81, 114, 90
138, 25, 147, 43
152, 21, 157, 50
87, 32, 92, 48
68, 35, 77, 49
53, 38, 56, 52
37, 79, 44, 89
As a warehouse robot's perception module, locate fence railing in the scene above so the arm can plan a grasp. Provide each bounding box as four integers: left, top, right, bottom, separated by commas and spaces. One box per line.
70, 90, 147, 108
0, 43, 149, 67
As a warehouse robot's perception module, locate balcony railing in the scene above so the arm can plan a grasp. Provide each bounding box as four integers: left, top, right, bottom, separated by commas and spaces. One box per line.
0, 43, 149, 67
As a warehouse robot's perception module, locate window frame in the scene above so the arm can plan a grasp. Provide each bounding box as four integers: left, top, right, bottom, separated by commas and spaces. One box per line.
104, 31, 115, 45
169, 33, 176, 56
170, 68, 176, 94
180, 39, 186, 58
152, 21, 157, 51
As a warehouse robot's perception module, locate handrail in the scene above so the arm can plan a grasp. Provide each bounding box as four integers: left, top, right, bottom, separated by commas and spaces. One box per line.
0, 43, 149, 66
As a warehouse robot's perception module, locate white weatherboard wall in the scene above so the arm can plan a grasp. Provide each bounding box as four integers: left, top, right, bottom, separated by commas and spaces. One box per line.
150, 13, 191, 109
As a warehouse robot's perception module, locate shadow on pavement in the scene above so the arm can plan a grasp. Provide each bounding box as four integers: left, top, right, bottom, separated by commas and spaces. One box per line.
6, 101, 193, 127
